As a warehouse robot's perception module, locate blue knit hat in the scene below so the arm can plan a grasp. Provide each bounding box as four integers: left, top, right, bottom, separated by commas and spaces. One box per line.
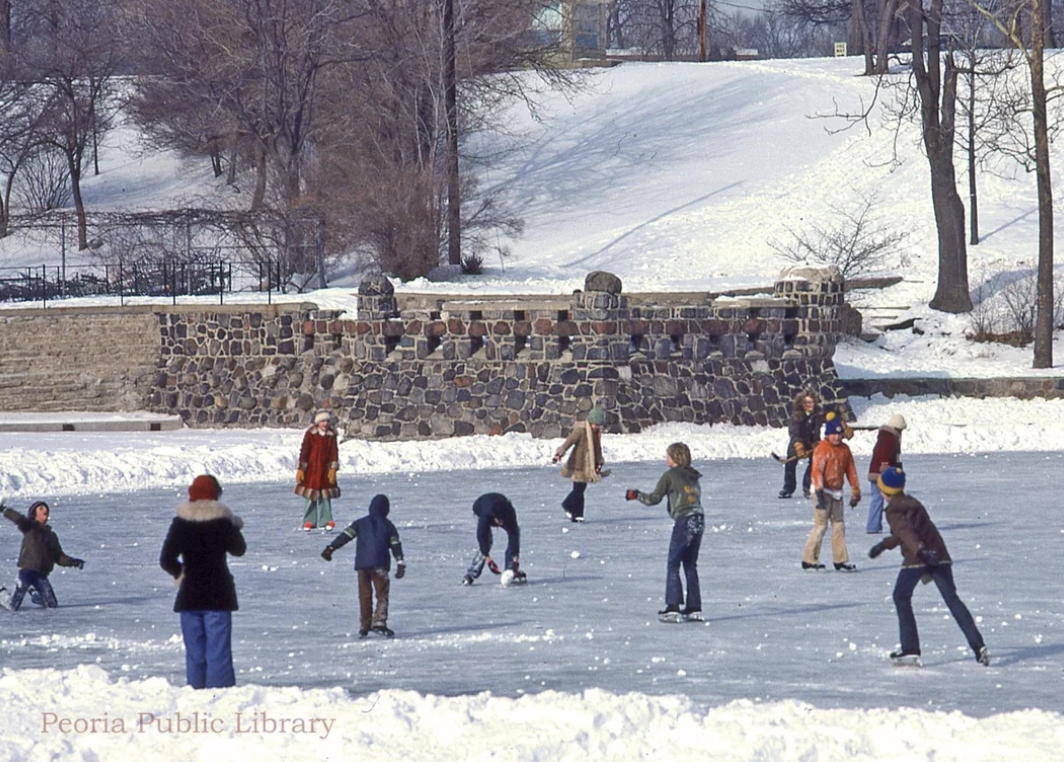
878, 466, 906, 496
587, 407, 605, 425
824, 418, 843, 436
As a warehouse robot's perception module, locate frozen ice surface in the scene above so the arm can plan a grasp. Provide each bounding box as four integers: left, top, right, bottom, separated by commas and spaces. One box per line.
1, 453, 1058, 717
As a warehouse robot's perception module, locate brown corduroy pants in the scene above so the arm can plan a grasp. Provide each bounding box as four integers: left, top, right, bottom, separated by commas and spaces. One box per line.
358, 568, 391, 631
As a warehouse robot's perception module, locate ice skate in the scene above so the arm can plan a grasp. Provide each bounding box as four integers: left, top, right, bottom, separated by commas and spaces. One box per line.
889, 649, 922, 668
658, 607, 683, 624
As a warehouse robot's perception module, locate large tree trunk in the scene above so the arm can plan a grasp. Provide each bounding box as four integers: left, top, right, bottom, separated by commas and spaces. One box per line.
911, 0, 971, 313
967, 67, 978, 245
251, 142, 267, 211
873, 0, 899, 74
1031, 0, 1054, 368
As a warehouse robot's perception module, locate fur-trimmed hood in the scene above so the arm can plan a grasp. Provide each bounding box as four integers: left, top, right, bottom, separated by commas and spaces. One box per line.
175, 499, 244, 529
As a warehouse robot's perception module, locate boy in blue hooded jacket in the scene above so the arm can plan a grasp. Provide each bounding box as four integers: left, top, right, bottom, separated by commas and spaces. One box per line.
321, 494, 405, 638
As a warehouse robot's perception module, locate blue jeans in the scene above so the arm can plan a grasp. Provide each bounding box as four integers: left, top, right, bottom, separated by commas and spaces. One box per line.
865, 480, 885, 532
180, 610, 236, 689
465, 534, 517, 579
562, 482, 588, 519
781, 444, 811, 496
666, 513, 704, 610
9, 569, 57, 610
893, 564, 984, 654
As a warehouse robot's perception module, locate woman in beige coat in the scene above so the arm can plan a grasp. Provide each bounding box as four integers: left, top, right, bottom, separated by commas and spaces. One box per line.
552, 407, 606, 522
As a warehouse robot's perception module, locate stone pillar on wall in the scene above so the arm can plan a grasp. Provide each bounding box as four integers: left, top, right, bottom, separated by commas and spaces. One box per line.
571, 271, 629, 363
355, 275, 400, 362
773, 264, 843, 359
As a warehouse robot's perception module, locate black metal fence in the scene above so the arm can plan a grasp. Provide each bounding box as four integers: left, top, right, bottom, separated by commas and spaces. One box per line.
0, 259, 302, 307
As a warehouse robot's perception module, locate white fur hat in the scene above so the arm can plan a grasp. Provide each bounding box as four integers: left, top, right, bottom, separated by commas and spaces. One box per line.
888, 414, 907, 431
314, 410, 332, 424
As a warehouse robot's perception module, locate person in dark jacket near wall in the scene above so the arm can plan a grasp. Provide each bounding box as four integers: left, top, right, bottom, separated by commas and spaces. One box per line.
868, 467, 990, 666
160, 475, 246, 689
1, 500, 84, 610
779, 392, 821, 499
462, 493, 524, 586
321, 494, 405, 638
864, 414, 906, 534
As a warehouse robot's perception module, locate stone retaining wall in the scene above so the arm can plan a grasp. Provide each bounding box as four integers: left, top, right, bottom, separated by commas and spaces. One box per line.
0, 267, 857, 438
0, 308, 159, 411
151, 267, 851, 437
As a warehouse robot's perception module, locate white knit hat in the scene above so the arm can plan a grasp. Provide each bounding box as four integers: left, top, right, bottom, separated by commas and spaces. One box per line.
314, 410, 332, 424
888, 414, 907, 431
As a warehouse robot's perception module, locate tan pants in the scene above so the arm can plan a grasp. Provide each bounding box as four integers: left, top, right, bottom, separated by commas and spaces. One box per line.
802, 496, 849, 565
357, 568, 390, 631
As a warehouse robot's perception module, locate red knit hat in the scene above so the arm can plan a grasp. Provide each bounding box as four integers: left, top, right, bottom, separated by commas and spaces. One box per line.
188, 474, 222, 502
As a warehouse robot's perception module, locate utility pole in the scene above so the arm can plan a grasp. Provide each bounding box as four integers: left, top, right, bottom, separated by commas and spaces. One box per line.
443, 0, 461, 265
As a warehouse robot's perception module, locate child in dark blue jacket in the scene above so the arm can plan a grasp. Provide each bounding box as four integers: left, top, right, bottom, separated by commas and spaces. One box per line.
321, 494, 404, 638
462, 493, 525, 586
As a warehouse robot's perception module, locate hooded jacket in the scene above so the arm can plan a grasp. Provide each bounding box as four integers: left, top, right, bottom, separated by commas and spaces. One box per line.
881, 493, 952, 568
328, 494, 404, 570
867, 425, 903, 481
2, 507, 78, 576
472, 493, 520, 558
159, 499, 246, 612
635, 466, 704, 520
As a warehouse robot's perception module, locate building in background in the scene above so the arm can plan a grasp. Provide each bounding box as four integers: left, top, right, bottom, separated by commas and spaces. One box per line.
532, 1, 610, 63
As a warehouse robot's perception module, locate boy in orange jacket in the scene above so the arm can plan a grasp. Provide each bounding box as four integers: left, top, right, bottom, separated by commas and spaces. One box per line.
802, 418, 860, 571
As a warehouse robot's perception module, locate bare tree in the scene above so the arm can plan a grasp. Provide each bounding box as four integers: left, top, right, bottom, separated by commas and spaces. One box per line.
17, 0, 125, 250
905, 0, 972, 312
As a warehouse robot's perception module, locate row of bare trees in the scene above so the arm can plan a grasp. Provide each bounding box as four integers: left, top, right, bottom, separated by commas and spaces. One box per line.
0, 1, 569, 283
120, 0, 573, 282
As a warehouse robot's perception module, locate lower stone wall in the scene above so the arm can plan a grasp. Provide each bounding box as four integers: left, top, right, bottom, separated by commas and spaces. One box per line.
0, 308, 159, 412
840, 377, 1064, 400
155, 346, 848, 438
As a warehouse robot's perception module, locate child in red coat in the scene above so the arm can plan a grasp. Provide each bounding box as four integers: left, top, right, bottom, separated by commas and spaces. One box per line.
295, 410, 341, 531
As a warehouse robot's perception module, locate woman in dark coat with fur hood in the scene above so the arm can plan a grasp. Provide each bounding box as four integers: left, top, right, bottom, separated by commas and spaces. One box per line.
160, 474, 246, 689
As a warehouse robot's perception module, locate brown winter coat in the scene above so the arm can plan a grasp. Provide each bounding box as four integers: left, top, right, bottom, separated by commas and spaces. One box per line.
867, 425, 903, 481
295, 425, 341, 500
881, 493, 952, 568
810, 438, 860, 498
556, 422, 604, 483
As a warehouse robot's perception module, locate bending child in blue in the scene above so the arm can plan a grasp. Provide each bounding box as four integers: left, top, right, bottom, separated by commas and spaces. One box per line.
2, 500, 84, 610
321, 494, 405, 638
462, 493, 525, 586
